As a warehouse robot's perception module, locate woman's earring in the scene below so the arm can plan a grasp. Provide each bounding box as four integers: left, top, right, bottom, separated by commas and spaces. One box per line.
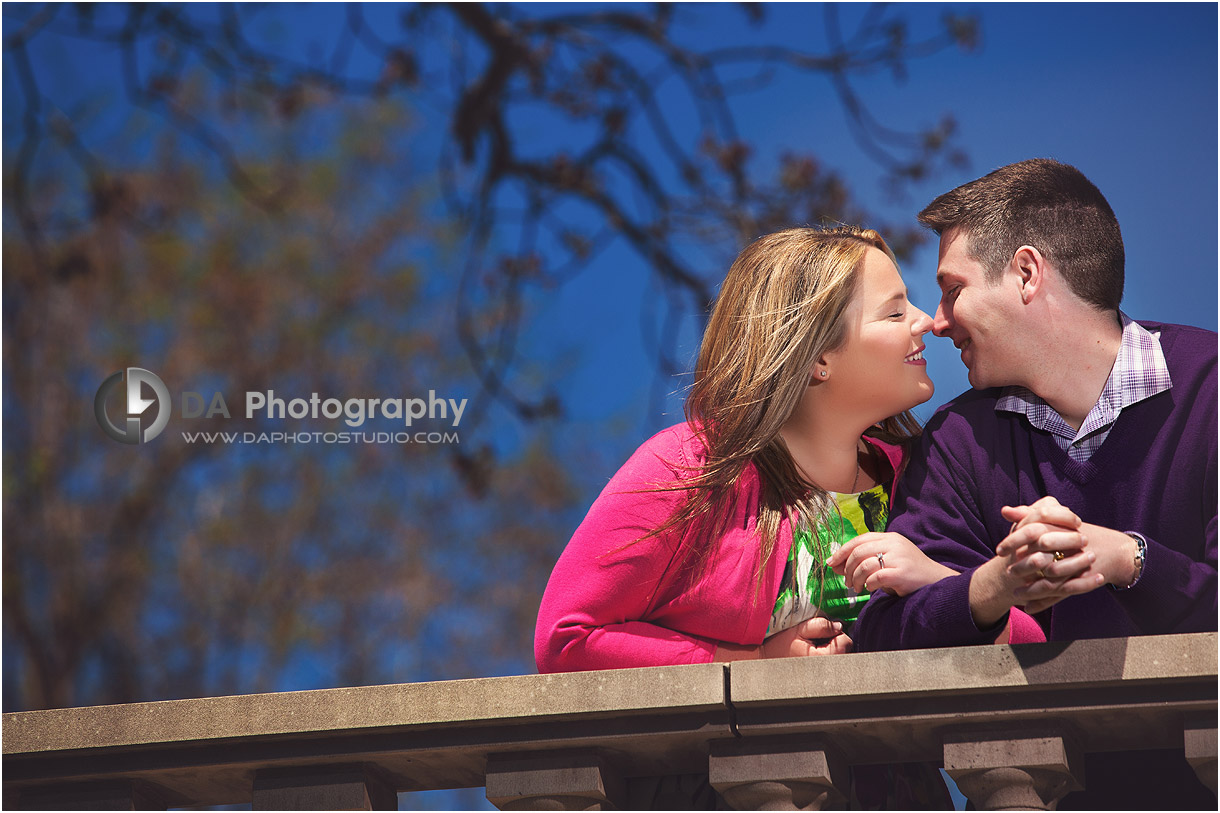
819, 371, 828, 378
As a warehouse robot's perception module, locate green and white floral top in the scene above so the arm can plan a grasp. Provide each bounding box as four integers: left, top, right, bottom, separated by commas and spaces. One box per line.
767, 481, 890, 637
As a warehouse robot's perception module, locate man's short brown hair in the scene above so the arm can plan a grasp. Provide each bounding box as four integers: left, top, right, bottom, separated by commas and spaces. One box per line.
918, 159, 1124, 311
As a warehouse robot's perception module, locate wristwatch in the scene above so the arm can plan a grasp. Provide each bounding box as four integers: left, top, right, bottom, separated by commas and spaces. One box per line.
1110, 531, 1147, 590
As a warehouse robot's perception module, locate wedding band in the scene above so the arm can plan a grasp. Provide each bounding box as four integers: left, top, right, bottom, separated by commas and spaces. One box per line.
1053, 551, 1067, 561
1035, 569, 1047, 580
876, 553, 885, 569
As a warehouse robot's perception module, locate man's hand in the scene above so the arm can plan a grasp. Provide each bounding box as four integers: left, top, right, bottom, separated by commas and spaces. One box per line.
997, 497, 1115, 614
967, 496, 1096, 625
1067, 520, 1140, 596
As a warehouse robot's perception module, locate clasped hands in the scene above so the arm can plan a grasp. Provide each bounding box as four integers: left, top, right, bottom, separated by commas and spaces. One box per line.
996, 496, 1133, 614
721, 497, 1134, 662
827, 496, 1134, 621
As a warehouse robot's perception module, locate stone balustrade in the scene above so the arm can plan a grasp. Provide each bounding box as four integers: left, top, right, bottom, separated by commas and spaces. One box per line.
3, 632, 1216, 810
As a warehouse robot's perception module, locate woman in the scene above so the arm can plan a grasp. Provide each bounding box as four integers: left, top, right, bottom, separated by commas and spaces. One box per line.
536, 226, 1034, 674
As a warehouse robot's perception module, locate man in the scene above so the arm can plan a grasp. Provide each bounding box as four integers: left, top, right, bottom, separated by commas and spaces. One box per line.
853, 159, 1216, 806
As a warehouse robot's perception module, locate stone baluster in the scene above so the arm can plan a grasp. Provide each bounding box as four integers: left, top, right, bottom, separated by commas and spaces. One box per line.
251, 764, 396, 810
943, 730, 1083, 810
709, 737, 848, 811
1184, 718, 1217, 796
485, 751, 624, 811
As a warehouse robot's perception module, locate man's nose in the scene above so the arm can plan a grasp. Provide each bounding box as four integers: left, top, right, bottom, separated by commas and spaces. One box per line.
932, 302, 952, 337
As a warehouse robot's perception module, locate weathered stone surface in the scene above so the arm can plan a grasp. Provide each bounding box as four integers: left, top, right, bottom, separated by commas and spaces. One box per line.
4, 663, 727, 755
1184, 720, 1218, 795
944, 730, 1083, 811
3, 634, 1215, 808
716, 780, 832, 811
3, 663, 731, 806
251, 764, 396, 811
943, 730, 1081, 774
485, 751, 624, 811
710, 738, 847, 811
728, 632, 1217, 704
726, 633, 1218, 763
1114, 632, 1218, 680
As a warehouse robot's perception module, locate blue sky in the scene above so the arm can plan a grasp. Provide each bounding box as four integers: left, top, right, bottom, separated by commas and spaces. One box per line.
8, 2, 1213, 444
531, 2, 1218, 434
5, 3, 1215, 808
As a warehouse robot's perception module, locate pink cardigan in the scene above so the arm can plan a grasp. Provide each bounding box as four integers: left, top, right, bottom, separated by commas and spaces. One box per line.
535, 423, 1042, 673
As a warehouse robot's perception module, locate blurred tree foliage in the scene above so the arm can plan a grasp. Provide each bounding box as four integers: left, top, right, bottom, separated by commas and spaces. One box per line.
3, 3, 976, 711
4, 96, 583, 710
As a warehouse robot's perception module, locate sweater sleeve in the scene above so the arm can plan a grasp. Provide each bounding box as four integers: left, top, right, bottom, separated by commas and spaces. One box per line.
1110, 408, 1218, 633
854, 412, 1010, 651
1114, 524, 1218, 633
534, 427, 721, 673
1111, 327, 1218, 634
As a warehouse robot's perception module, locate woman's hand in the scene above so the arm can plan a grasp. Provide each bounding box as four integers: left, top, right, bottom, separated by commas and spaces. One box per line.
760, 616, 852, 658
714, 617, 851, 661
827, 532, 957, 597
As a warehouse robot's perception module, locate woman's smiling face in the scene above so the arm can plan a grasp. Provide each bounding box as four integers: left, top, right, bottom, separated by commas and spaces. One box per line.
823, 247, 935, 422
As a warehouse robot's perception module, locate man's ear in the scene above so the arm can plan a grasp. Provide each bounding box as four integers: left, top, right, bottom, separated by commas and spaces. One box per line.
1012, 245, 1047, 304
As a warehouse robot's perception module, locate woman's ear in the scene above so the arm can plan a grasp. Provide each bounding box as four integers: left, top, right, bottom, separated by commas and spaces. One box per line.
810, 358, 831, 384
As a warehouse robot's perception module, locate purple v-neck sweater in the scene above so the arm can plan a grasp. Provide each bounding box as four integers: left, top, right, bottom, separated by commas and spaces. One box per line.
856, 321, 1217, 650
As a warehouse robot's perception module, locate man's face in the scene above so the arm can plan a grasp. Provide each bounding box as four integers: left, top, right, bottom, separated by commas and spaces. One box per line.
932, 228, 1025, 390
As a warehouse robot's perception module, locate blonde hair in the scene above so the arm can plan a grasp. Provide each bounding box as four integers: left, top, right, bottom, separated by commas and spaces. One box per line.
644, 226, 921, 593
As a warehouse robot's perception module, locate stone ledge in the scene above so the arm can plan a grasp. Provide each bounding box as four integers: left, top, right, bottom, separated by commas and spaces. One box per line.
728, 632, 1218, 705
2, 634, 1215, 808
4, 663, 728, 755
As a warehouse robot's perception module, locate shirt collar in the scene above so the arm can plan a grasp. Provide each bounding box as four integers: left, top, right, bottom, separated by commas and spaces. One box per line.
995, 313, 1172, 436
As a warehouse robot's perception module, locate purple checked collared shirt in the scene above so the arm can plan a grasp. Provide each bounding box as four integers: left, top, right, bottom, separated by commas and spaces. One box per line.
995, 313, 1173, 462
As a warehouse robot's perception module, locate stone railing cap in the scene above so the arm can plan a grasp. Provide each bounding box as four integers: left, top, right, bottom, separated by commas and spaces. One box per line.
3, 662, 727, 755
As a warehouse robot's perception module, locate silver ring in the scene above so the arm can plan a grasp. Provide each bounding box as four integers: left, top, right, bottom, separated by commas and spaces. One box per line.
876, 553, 885, 569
